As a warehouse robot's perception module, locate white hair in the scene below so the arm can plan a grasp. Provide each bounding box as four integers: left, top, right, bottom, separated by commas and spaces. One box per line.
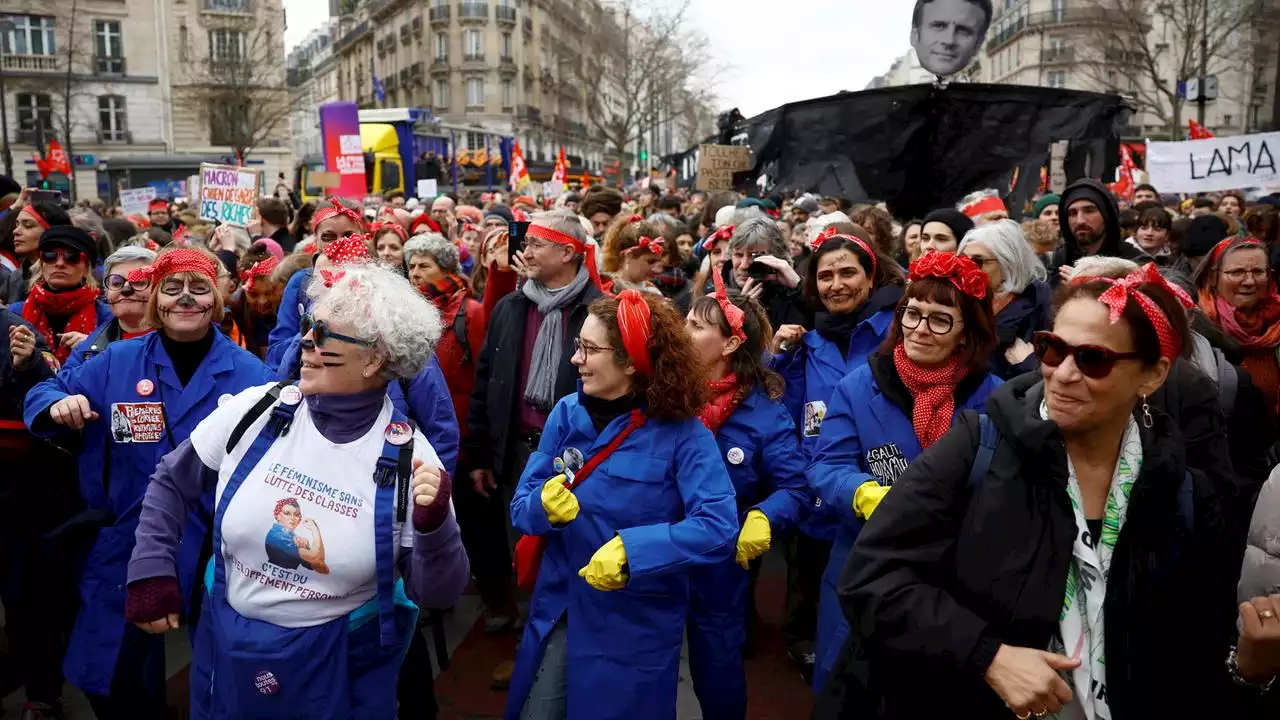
958, 219, 1047, 295
731, 207, 766, 226
807, 211, 853, 244
306, 264, 442, 380
104, 245, 156, 274
714, 205, 737, 229
1065, 256, 1140, 282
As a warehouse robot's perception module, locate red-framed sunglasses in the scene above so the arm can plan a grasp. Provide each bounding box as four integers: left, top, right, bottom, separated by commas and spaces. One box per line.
1032, 331, 1142, 379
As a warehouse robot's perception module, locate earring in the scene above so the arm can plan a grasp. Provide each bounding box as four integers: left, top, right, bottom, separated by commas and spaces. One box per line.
1141, 395, 1154, 429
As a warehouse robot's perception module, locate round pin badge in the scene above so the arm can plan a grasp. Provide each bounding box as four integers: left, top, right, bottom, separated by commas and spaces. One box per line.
385, 421, 412, 446
279, 385, 303, 406
254, 670, 280, 695
726, 447, 745, 465
553, 457, 566, 473
562, 448, 585, 472
135, 379, 155, 397
217, 393, 234, 407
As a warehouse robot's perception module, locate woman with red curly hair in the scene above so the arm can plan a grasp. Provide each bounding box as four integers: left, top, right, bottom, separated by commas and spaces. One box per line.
601, 214, 665, 296
505, 290, 738, 720
805, 252, 1001, 694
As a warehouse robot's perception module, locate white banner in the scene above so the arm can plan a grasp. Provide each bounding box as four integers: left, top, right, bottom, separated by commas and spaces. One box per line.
1146, 131, 1280, 193
119, 186, 157, 217
416, 178, 438, 199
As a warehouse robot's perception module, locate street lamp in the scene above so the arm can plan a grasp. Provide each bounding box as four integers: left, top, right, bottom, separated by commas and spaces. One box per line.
0, 17, 14, 178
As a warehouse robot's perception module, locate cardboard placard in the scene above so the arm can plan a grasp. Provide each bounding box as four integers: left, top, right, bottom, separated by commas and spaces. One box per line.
198, 163, 262, 227
309, 171, 341, 189
1147, 131, 1280, 193
696, 144, 752, 191
119, 186, 157, 217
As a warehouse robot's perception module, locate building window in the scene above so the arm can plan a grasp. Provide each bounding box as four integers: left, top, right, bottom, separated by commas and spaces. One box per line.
464, 29, 481, 58
3, 15, 56, 55
179, 24, 190, 61
16, 93, 53, 139
501, 79, 514, 108
434, 79, 449, 109
205, 0, 252, 10
467, 131, 484, 149
466, 77, 484, 107
434, 32, 447, 60
1047, 70, 1066, 88
209, 29, 247, 62
500, 32, 511, 59
210, 99, 250, 146
94, 20, 125, 73
98, 95, 128, 141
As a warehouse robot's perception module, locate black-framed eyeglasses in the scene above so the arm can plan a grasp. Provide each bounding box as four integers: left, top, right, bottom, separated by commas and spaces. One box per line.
40, 248, 86, 266
105, 274, 152, 293
1032, 331, 1142, 379
899, 306, 956, 335
572, 337, 613, 356
301, 314, 375, 348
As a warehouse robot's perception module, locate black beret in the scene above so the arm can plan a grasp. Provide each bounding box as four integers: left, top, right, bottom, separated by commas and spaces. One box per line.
39, 225, 98, 265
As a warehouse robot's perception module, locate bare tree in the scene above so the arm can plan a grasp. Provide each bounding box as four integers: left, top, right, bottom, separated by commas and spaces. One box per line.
570, 0, 720, 174
1073, 0, 1268, 139
177, 15, 295, 163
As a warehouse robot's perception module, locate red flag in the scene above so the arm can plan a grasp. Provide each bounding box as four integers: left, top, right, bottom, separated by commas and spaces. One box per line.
552, 146, 568, 184
509, 141, 530, 192
1188, 120, 1215, 140
1109, 144, 1137, 201
46, 138, 71, 175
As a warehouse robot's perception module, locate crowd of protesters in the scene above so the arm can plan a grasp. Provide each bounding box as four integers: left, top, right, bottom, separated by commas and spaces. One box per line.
0, 167, 1279, 720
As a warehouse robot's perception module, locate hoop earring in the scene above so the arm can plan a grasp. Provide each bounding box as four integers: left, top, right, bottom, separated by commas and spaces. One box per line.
1141, 395, 1153, 429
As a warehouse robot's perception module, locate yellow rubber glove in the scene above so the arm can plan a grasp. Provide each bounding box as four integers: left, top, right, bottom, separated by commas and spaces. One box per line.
735, 509, 772, 569
853, 480, 892, 521
541, 475, 579, 525
578, 536, 628, 591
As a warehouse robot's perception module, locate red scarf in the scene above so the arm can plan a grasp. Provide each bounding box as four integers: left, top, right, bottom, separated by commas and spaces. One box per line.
893, 344, 968, 450
22, 283, 101, 364
698, 373, 744, 433
420, 273, 468, 312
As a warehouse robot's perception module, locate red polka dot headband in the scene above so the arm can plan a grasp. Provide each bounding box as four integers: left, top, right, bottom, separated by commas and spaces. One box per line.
312, 197, 365, 233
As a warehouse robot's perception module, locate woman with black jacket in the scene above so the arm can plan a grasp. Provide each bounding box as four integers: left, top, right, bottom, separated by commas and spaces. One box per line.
824, 268, 1269, 719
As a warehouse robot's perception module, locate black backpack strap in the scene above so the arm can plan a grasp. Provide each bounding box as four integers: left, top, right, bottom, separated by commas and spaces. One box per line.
968, 413, 1000, 493
396, 420, 415, 524
225, 381, 291, 454
454, 308, 471, 366
1215, 350, 1238, 418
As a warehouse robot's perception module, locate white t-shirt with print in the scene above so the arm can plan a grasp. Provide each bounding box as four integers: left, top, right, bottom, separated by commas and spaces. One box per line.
190, 383, 443, 629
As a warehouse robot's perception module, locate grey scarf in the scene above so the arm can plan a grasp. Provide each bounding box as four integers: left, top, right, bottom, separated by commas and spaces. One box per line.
522, 265, 591, 409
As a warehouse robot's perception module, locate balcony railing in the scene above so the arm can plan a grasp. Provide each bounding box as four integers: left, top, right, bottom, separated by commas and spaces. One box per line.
458, 2, 489, 21
463, 52, 485, 62
203, 0, 253, 13
95, 56, 126, 75
985, 7, 1113, 52
429, 6, 451, 23
496, 6, 517, 24
337, 21, 370, 50
97, 129, 132, 144
1040, 47, 1074, 64
519, 105, 542, 124
1, 54, 59, 72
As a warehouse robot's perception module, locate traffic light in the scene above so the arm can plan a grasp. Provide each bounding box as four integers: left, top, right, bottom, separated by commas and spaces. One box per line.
639, 150, 648, 164
39, 179, 51, 190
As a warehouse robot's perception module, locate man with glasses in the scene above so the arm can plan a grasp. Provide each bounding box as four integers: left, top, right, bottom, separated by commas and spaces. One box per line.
464, 210, 605, 682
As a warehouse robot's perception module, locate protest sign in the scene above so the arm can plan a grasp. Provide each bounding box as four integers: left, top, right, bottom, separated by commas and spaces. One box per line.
319, 103, 366, 200
1146, 131, 1279, 193
543, 180, 564, 198
696, 145, 752, 191
198, 163, 261, 227
416, 178, 438, 199
119, 187, 157, 217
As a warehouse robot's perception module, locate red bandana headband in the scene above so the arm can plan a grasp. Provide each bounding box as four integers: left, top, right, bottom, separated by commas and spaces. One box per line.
242, 256, 280, 291
372, 222, 408, 243
146, 249, 217, 284
809, 227, 878, 274
622, 236, 665, 257
1092, 264, 1184, 359
907, 252, 988, 300
171, 225, 189, 245
1209, 237, 1263, 266
148, 199, 169, 212
960, 196, 1006, 219
702, 224, 735, 251
711, 262, 747, 343
20, 206, 49, 229
615, 289, 654, 376
461, 222, 480, 235
526, 223, 606, 290
126, 265, 154, 283
323, 234, 373, 265
312, 197, 365, 233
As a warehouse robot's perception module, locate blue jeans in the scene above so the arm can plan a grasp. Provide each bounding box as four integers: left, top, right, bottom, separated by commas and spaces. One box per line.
519, 621, 569, 720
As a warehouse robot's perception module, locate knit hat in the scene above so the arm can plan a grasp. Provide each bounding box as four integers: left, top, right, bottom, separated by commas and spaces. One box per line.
736, 198, 766, 210
796, 197, 820, 214
39, 225, 99, 265
921, 208, 975, 243
485, 204, 514, 225
1181, 215, 1231, 258
1033, 193, 1060, 219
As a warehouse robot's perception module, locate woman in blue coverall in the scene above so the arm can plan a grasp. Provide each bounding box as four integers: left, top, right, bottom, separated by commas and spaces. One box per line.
23, 247, 273, 719
683, 271, 812, 720
806, 252, 1002, 695
767, 225, 904, 676
506, 290, 738, 720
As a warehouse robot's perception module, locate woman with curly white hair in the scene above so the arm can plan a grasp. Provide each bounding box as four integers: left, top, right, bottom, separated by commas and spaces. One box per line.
957, 219, 1051, 379
125, 265, 470, 718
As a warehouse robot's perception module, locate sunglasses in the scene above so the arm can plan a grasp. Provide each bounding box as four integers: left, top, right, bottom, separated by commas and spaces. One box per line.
300, 314, 374, 348
40, 248, 86, 266
1032, 331, 1142, 379
105, 274, 152, 292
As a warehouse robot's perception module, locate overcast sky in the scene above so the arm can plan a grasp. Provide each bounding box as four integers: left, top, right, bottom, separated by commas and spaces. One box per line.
283, 0, 916, 117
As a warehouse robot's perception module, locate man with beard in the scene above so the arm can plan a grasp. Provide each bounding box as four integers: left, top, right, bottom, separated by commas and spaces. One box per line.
1047, 178, 1150, 286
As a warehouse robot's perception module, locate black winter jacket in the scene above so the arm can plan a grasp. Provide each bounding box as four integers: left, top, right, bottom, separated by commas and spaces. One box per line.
1047, 178, 1151, 285
465, 280, 604, 478
820, 373, 1245, 719
0, 307, 54, 422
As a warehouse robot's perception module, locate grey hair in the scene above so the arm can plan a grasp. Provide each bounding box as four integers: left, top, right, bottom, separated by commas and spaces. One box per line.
645, 211, 681, 233
404, 233, 459, 275
306, 264, 443, 380
531, 209, 588, 264
958, 219, 1046, 294
731, 207, 766, 226
69, 208, 105, 241
1066, 255, 1140, 282
729, 216, 788, 259
104, 245, 157, 274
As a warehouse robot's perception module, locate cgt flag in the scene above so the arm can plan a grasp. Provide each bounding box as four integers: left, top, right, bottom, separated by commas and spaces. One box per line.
552, 146, 568, 184
34, 138, 72, 179
510, 141, 531, 192
1188, 120, 1215, 140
